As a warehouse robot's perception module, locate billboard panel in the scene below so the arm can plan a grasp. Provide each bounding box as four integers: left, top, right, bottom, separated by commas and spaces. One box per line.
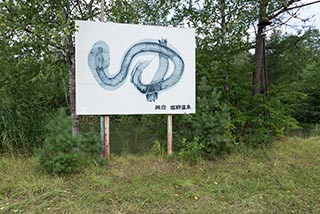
76, 21, 195, 115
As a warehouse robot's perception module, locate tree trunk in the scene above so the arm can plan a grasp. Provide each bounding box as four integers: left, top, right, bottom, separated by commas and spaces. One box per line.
220, 0, 229, 92
252, 1, 268, 96
67, 37, 80, 135
252, 25, 264, 96
262, 36, 269, 97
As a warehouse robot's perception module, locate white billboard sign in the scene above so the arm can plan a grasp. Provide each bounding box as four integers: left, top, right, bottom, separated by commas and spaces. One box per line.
75, 21, 195, 115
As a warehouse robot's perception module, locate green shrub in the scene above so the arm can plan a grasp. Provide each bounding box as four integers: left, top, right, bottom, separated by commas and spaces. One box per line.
175, 77, 232, 159
37, 109, 86, 175
178, 137, 204, 163
230, 93, 299, 146
150, 139, 165, 156
79, 130, 101, 155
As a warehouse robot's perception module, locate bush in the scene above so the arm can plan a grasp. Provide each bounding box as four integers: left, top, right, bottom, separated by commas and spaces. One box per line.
230, 93, 299, 146
175, 77, 232, 159
150, 139, 165, 156
37, 109, 86, 175
178, 137, 204, 163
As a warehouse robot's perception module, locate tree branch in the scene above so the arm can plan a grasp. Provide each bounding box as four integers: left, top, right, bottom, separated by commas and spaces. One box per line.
76, 0, 84, 18
268, 0, 320, 21
264, 7, 301, 32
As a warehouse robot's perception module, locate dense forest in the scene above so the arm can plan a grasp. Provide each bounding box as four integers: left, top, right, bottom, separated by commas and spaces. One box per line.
0, 0, 319, 163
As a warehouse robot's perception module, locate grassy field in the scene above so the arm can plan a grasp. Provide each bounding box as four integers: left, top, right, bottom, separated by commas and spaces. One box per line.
0, 137, 319, 213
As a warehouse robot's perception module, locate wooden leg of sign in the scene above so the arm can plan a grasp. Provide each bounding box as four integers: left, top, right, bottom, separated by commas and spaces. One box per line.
104, 115, 110, 160
167, 115, 172, 155
100, 116, 105, 158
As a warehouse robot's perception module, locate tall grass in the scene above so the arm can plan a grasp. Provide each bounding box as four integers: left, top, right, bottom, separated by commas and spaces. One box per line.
285, 123, 320, 138
0, 105, 50, 154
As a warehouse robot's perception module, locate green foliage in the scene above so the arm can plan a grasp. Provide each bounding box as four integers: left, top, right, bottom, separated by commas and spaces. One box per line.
176, 77, 232, 158
108, 0, 180, 26
0, 109, 46, 154
294, 62, 320, 124
0, 57, 66, 153
178, 137, 204, 163
78, 125, 101, 155
230, 95, 271, 145
267, 29, 320, 125
231, 95, 298, 146
0, 0, 69, 153
309, 124, 320, 137
150, 139, 165, 156
1, 0, 319, 157
37, 109, 85, 175
287, 123, 320, 138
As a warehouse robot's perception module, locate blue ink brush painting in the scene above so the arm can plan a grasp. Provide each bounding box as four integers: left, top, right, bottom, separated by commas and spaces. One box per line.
88, 39, 184, 102
76, 21, 195, 115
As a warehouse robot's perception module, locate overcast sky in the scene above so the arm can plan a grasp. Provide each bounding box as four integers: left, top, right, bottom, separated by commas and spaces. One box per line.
283, 0, 320, 33
247, 1, 320, 38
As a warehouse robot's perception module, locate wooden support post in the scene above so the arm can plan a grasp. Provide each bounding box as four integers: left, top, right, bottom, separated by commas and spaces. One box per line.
99, 0, 110, 160
167, 115, 172, 155
100, 117, 105, 157
104, 115, 110, 160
